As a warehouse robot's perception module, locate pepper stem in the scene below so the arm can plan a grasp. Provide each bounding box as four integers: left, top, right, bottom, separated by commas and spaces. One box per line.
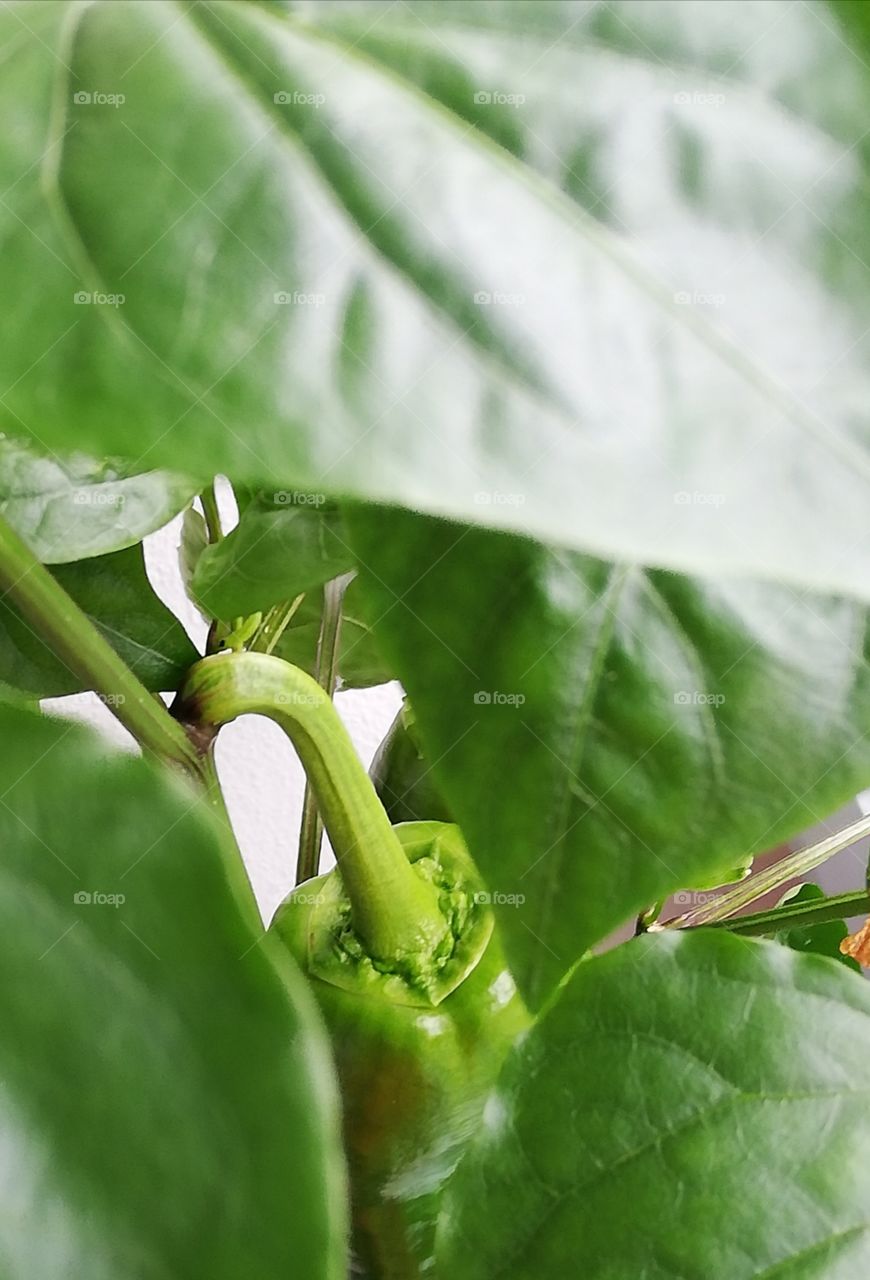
179, 651, 449, 964
296, 572, 353, 885
0, 513, 201, 775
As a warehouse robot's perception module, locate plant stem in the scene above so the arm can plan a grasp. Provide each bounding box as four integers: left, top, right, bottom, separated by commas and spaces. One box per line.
195, 743, 265, 935
694, 889, 869, 938
635, 901, 663, 935
251, 594, 305, 656
179, 650, 448, 963
0, 514, 201, 775
201, 482, 223, 543
296, 573, 352, 885
657, 812, 870, 931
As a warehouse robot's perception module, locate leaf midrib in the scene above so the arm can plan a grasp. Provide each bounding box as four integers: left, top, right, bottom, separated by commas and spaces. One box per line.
526, 563, 629, 997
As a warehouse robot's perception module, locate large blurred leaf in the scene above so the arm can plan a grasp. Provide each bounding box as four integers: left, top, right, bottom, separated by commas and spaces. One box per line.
0, 436, 196, 562
192, 494, 352, 621
437, 931, 870, 1278
349, 509, 870, 1007
2, 2, 870, 596
0, 702, 346, 1279
0, 545, 198, 695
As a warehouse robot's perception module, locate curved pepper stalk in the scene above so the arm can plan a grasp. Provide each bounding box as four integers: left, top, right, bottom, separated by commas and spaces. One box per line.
178, 652, 491, 1005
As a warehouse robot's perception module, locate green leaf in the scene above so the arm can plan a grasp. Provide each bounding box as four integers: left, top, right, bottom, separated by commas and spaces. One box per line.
0, 702, 346, 1278
0, 545, 198, 695
348, 509, 870, 1007
775, 882, 860, 971
192, 493, 352, 621
272, 580, 394, 689
369, 699, 452, 825
332, 578, 395, 689
3, 1, 870, 597
437, 930, 870, 1278
0, 435, 196, 563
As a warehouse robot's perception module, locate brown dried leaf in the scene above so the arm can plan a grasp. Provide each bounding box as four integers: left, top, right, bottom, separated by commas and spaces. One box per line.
840, 918, 870, 966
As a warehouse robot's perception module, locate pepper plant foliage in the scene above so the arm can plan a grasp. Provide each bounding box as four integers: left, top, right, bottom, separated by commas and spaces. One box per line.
2, 0, 870, 1275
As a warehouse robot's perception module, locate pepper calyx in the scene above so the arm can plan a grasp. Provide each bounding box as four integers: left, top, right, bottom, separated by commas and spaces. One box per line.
281, 822, 494, 1008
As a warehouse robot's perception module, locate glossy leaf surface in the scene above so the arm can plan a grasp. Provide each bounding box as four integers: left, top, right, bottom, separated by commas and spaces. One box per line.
192, 494, 352, 621
438, 931, 870, 1278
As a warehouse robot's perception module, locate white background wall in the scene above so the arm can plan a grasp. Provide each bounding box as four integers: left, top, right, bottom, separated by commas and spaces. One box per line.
42, 504, 403, 927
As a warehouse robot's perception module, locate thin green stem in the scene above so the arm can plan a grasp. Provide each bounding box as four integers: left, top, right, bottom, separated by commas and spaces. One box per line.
296, 791, 323, 885
657, 812, 870, 930
0, 514, 201, 775
179, 650, 448, 964
297, 573, 352, 885
196, 743, 265, 935
251, 594, 305, 656
201, 482, 223, 543
201, 482, 224, 656
693, 889, 869, 938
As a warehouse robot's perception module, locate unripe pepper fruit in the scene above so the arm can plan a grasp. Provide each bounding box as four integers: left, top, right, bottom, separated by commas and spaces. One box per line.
273, 822, 528, 1279
179, 653, 530, 1279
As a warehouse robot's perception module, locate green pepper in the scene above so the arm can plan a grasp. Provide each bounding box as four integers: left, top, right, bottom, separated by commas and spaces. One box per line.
180, 653, 530, 1279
